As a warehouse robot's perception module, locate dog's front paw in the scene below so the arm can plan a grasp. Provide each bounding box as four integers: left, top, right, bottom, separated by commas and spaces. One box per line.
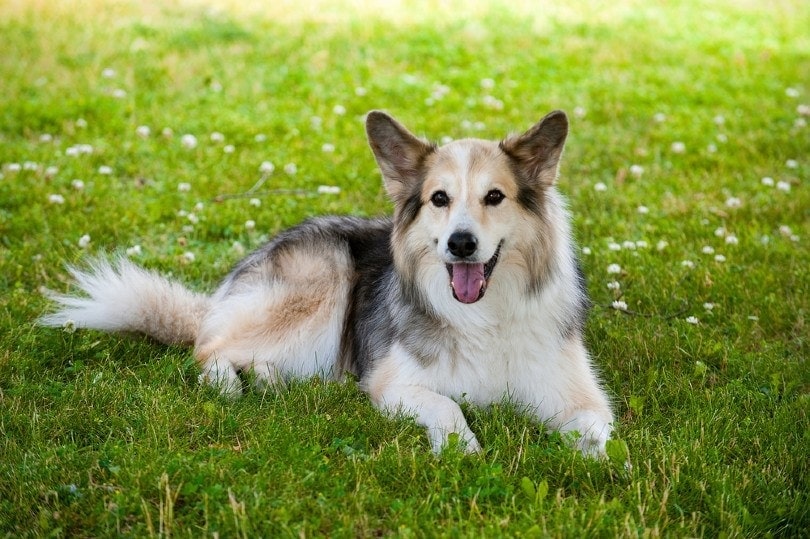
428, 425, 481, 455
562, 410, 612, 458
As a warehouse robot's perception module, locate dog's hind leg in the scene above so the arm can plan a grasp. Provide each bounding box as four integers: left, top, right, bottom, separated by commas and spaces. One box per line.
193, 248, 352, 394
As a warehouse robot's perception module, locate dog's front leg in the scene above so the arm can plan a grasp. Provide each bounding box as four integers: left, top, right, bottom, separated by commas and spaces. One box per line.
375, 383, 481, 453
364, 357, 480, 453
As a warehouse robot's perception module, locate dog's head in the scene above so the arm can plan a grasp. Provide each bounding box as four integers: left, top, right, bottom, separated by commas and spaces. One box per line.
366, 110, 568, 305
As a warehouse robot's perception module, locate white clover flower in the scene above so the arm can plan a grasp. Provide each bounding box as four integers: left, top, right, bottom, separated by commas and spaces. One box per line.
607, 263, 622, 274
707, 144, 717, 153
440, 136, 453, 145
761, 235, 771, 245
76, 118, 88, 128
245, 220, 256, 230
177, 182, 191, 192
653, 112, 667, 123
79, 144, 93, 154
78, 234, 91, 248
111, 88, 127, 99
671, 141, 686, 154
194, 202, 204, 212
182, 225, 194, 233
254, 133, 268, 142
62, 319, 76, 333
608, 242, 621, 251
473, 121, 486, 131
223, 144, 235, 154
790, 234, 800, 242
71, 179, 85, 190
65, 147, 80, 157
622, 241, 636, 250
187, 213, 199, 224
181, 134, 198, 149
786, 159, 798, 169
798, 104, 810, 116
776, 181, 791, 192
701, 246, 715, 255
656, 240, 669, 251
635, 240, 648, 249
714, 227, 726, 238
355, 86, 368, 96
259, 161, 275, 174
210, 81, 223, 92
23, 161, 39, 171
182, 251, 195, 262
40, 133, 53, 142
102, 67, 116, 78
703, 302, 715, 311
785, 87, 800, 98
761, 176, 774, 187
6, 163, 21, 172
480, 78, 495, 90
629, 164, 644, 178
317, 185, 341, 195
681, 260, 695, 269
161, 127, 174, 138
482, 95, 504, 110
714, 254, 726, 263
126, 244, 142, 257
98, 166, 113, 175
333, 104, 347, 115
48, 194, 65, 204
607, 281, 621, 290
321, 143, 335, 153
716, 133, 728, 143
685, 316, 699, 325
594, 182, 607, 192
713, 115, 725, 125
779, 225, 793, 236
581, 247, 592, 256
573, 106, 587, 118
725, 197, 742, 208
249, 198, 261, 207
136, 125, 151, 138
45, 165, 59, 177
636, 205, 649, 214
611, 300, 628, 311
210, 132, 225, 143
283, 163, 297, 175
725, 235, 739, 245
177, 210, 188, 217
231, 241, 245, 256
310, 116, 322, 129
795, 118, 807, 129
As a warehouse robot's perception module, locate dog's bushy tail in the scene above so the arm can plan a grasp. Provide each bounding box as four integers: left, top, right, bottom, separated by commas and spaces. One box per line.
39, 257, 210, 346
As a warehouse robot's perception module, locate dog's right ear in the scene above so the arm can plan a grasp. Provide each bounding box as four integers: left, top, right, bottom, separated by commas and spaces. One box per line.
365, 111, 436, 203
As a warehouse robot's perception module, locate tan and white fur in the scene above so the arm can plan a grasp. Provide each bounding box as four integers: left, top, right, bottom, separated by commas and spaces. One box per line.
41, 110, 614, 456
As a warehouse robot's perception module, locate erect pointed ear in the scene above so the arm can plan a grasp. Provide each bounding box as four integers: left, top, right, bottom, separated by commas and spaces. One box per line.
365, 111, 436, 203
499, 110, 568, 186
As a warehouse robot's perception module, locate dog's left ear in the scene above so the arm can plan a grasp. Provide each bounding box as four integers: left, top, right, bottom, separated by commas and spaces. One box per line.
365, 111, 436, 203
500, 110, 568, 186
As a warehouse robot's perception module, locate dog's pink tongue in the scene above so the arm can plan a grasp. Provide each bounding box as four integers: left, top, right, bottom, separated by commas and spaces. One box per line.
451, 263, 485, 304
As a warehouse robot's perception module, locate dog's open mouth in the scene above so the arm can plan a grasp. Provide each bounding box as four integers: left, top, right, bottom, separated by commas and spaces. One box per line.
446, 242, 502, 304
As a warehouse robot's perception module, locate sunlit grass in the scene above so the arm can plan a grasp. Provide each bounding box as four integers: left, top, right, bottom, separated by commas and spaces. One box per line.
1, 0, 808, 536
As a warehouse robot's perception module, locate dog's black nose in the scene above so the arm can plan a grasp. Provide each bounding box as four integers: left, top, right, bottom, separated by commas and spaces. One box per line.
447, 231, 478, 258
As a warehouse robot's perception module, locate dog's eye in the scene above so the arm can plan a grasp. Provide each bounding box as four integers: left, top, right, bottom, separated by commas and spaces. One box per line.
484, 189, 505, 206
430, 191, 450, 208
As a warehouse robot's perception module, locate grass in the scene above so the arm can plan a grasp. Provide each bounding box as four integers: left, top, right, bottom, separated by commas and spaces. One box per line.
1, 0, 808, 536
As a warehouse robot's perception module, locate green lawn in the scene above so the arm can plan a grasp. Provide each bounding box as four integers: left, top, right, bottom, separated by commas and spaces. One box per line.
1, 0, 808, 536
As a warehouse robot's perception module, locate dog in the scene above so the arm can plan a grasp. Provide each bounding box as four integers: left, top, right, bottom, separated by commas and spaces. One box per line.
41, 110, 614, 456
